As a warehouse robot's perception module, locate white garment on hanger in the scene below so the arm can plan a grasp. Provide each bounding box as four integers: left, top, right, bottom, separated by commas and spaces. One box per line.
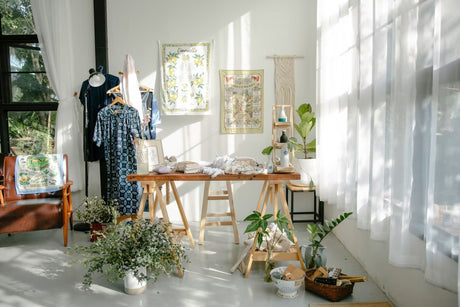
120, 54, 143, 120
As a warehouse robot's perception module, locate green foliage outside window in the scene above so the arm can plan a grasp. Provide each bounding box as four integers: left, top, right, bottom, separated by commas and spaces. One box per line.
1, 0, 57, 155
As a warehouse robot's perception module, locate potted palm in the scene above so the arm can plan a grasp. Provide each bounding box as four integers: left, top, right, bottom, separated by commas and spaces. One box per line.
75, 196, 120, 241
68, 218, 186, 294
302, 212, 353, 269
244, 210, 294, 282
289, 103, 317, 187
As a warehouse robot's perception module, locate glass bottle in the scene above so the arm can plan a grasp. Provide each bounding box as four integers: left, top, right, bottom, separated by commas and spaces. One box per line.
279, 130, 289, 167
278, 105, 287, 122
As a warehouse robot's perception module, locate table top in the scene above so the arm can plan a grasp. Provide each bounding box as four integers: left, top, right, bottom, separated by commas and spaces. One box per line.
127, 171, 300, 182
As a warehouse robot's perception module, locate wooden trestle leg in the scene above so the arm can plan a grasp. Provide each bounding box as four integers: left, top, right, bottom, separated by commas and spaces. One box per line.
244, 180, 306, 278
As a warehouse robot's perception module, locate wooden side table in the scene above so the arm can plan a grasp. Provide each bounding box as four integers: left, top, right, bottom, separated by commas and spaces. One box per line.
285, 182, 324, 224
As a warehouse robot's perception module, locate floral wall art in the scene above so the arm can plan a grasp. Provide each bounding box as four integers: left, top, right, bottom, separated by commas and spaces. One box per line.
160, 42, 211, 115
220, 70, 264, 134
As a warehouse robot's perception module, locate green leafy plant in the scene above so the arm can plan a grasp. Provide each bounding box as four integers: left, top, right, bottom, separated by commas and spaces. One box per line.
68, 218, 186, 286
289, 103, 316, 159
75, 196, 120, 225
244, 210, 294, 281
306, 212, 353, 268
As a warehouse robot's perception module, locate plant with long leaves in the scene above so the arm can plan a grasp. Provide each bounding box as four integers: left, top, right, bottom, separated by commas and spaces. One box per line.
244, 210, 294, 249
306, 212, 353, 268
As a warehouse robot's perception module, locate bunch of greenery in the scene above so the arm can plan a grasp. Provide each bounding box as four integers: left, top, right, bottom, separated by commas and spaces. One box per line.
244, 210, 294, 281
75, 196, 120, 225
69, 218, 186, 286
289, 103, 316, 159
306, 212, 353, 268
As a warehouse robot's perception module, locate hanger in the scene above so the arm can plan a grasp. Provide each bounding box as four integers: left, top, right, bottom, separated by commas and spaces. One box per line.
107, 85, 120, 95
110, 96, 126, 106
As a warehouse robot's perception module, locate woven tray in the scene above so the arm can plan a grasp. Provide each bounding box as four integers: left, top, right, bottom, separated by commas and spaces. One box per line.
304, 269, 354, 302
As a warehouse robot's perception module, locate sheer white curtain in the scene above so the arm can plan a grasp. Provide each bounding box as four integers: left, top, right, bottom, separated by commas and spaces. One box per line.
317, 0, 459, 293
31, 0, 83, 191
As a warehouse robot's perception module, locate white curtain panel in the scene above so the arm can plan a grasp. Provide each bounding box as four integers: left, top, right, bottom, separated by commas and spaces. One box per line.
31, 0, 83, 191
317, 0, 460, 293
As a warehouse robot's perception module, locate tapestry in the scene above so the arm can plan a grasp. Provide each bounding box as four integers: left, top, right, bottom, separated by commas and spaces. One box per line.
15, 154, 64, 194
160, 42, 211, 115
220, 70, 264, 134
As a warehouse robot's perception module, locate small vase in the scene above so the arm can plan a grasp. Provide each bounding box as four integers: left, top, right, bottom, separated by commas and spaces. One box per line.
124, 267, 147, 295
278, 105, 287, 122
264, 259, 275, 282
300, 244, 327, 269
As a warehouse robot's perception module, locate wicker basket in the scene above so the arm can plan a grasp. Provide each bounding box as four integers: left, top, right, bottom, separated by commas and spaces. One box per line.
304, 269, 354, 302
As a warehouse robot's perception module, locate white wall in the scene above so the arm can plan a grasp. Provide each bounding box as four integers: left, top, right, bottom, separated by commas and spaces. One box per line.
102, 0, 317, 222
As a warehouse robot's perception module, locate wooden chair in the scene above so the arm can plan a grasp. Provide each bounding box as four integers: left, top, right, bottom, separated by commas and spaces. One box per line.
0, 155, 73, 246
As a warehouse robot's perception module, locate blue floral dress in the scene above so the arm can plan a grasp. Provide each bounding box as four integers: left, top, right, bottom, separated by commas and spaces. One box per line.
93, 104, 141, 215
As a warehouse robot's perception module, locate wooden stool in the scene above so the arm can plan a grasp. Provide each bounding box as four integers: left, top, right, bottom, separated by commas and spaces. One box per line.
199, 181, 239, 245
285, 182, 324, 224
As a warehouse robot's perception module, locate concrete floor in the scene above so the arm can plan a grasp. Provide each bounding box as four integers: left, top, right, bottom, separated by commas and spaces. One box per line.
0, 221, 391, 307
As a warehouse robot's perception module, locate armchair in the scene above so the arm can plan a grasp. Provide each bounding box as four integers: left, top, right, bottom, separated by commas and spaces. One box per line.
0, 155, 73, 246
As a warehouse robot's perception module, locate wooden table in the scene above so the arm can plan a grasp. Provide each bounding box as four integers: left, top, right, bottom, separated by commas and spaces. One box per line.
126, 171, 305, 277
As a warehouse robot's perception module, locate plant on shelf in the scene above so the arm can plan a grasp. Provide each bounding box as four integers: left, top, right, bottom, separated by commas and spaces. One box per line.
68, 218, 187, 294
304, 212, 353, 269
289, 103, 316, 159
244, 210, 294, 282
288, 103, 317, 187
75, 196, 120, 241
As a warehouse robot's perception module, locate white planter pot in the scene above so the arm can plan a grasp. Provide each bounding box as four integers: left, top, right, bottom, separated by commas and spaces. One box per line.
294, 158, 317, 186
124, 267, 147, 295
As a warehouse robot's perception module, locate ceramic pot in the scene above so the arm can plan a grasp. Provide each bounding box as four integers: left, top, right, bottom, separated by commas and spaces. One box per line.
295, 158, 317, 186
124, 267, 147, 295
90, 222, 106, 242
300, 244, 327, 269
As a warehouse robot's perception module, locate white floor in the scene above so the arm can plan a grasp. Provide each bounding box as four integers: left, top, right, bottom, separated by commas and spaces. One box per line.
0, 221, 391, 307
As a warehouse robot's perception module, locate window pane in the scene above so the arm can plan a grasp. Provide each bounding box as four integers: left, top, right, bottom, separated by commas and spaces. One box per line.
9, 44, 45, 72
8, 44, 56, 102
0, 0, 36, 35
11, 72, 57, 102
8, 111, 56, 155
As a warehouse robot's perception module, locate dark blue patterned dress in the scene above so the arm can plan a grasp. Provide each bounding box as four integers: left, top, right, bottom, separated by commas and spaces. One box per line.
93, 104, 141, 215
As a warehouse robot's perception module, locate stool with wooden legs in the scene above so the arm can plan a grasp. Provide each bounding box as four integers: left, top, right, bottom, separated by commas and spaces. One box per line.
199, 181, 239, 245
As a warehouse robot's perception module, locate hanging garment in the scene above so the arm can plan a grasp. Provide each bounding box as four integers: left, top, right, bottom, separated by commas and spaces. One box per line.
79, 73, 120, 161
140, 89, 161, 140
93, 103, 141, 215
120, 54, 143, 120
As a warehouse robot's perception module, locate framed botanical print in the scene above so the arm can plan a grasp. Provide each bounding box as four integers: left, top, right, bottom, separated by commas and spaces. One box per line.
160, 42, 212, 115
220, 69, 264, 134
136, 139, 164, 173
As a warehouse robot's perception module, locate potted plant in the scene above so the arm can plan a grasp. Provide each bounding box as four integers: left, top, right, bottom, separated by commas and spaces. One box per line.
289, 103, 317, 187
68, 218, 186, 294
75, 196, 120, 242
302, 212, 353, 269
244, 210, 294, 282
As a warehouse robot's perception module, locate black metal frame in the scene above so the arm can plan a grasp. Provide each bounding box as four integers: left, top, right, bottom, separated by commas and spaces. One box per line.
285, 184, 324, 224
0, 20, 58, 154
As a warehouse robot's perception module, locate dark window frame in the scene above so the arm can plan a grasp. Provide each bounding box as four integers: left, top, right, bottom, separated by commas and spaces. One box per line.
0, 20, 58, 154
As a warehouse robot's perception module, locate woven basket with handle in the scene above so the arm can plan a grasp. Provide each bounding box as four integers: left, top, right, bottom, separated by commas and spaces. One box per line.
304, 269, 354, 302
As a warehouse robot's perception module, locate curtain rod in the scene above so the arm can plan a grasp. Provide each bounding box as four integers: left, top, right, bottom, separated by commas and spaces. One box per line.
266, 55, 304, 59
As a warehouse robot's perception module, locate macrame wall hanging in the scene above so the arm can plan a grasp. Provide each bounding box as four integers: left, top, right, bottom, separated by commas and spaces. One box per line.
267, 55, 303, 106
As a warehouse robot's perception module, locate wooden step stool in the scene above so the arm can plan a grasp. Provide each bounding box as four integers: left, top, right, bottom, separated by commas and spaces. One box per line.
199, 181, 239, 245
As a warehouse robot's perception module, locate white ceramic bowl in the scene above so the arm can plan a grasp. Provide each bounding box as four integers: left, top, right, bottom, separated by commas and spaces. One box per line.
270, 266, 305, 299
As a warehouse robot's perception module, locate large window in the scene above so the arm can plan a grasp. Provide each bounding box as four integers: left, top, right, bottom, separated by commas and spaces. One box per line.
0, 0, 57, 155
